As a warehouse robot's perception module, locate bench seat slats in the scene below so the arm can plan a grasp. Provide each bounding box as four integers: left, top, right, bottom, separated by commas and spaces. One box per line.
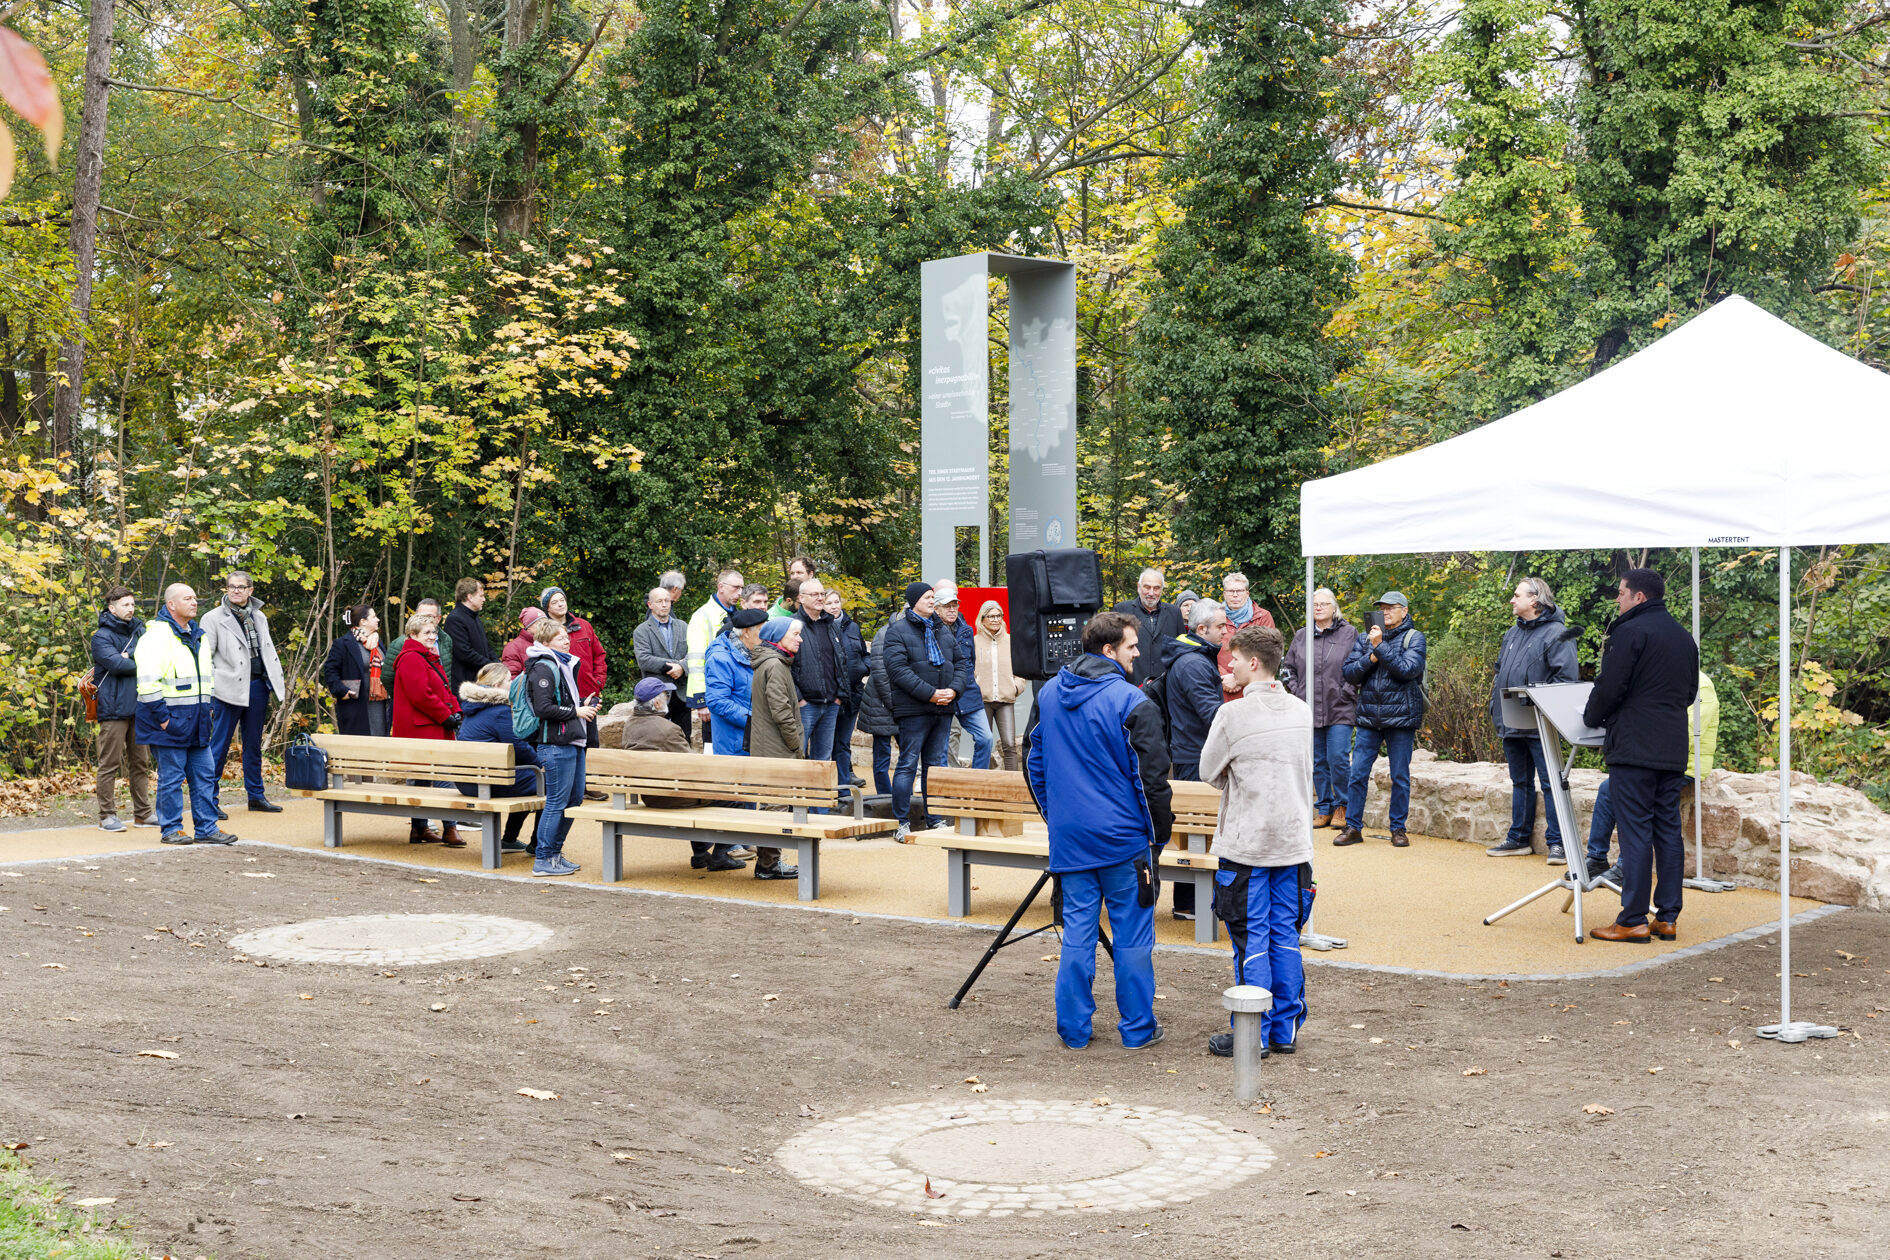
289, 787, 540, 814
566, 804, 890, 840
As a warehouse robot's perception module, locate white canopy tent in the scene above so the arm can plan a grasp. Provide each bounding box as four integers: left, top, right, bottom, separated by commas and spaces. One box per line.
1298, 295, 1890, 1042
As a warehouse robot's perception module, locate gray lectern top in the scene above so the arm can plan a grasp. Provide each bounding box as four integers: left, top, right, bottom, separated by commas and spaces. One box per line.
1502, 682, 1605, 747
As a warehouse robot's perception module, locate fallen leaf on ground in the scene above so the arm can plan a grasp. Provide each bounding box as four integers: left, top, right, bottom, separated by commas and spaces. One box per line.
40, 963, 64, 970
917, 1220, 950, 1227
963, 1076, 981, 1084
430, 1003, 448, 1012
1729, 1039, 1743, 1049
1312, 1151, 1331, 1159
3, 1142, 27, 1151
1837, 950, 1856, 961
924, 1177, 944, 1199
797, 1105, 817, 1118
1091, 1097, 1110, 1107
1074, 1200, 1094, 1209
73, 1197, 116, 1207
241, 873, 275, 879
1581, 1104, 1614, 1116
1461, 1067, 1487, 1077
516, 1088, 558, 1100
138, 1050, 178, 1060
417, 878, 440, 883
451, 1194, 480, 1202
1647, 1066, 1664, 1074
724, 1166, 747, 1174
147, 1140, 173, 1148
298, 994, 313, 1000
1369, 1037, 1385, 1044
970, 1083, 989, 1093
611, 1152, 637, 1163
761, 994, 779, 1002
1041, 955, 1056, 962
1708, 977, 1724, 983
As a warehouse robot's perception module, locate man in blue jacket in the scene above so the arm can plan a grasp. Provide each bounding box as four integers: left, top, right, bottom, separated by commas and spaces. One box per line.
1026, 611, 1175, 1051
1485, 577, 1581, 861
1336, 592, 1427, 849
135, 584, 237, 847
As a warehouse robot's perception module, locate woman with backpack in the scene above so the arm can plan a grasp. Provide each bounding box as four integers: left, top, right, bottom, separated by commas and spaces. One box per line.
456, 662, 541, 857
523, 617, 599, 877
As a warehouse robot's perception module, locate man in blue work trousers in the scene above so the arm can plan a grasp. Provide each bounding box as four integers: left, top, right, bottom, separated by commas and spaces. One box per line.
1026, 610, 1175, 1050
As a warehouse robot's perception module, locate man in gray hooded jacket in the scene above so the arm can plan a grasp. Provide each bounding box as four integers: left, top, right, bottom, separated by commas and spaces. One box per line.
1485, 577, 1580, 861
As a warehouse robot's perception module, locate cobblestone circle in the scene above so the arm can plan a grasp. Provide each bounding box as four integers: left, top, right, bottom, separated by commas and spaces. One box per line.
775, 1098, 1275, 1217
227, 914, 552, 967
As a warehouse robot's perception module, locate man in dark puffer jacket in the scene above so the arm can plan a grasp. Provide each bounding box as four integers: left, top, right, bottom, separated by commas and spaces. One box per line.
882, 581, 957, 839
1485, 577, 1581, 861
1336, 592, 1427, 848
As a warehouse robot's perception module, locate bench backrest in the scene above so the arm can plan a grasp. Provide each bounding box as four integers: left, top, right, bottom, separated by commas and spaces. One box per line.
927, 767, 1224, 835
311, 733, 519, 785
585, 749, 836, 809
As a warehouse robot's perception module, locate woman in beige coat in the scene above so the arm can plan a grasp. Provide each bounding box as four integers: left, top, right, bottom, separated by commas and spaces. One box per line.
973, 601, 1025, 770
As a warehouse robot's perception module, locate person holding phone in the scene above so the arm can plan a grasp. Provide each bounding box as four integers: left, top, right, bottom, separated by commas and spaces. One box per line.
1335, 592, 1427, 848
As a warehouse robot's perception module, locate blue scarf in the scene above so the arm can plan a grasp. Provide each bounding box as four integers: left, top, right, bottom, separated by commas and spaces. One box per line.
908, 610, 943, 666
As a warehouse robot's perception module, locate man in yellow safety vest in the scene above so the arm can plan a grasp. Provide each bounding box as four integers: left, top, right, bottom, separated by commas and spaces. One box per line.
135, 584, 238, 846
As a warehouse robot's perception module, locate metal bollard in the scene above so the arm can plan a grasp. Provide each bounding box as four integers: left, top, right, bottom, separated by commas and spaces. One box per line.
1221, 984, 1274, 1102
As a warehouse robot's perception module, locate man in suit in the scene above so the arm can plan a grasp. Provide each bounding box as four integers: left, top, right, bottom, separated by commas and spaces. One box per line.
1583, 568, 1699, 944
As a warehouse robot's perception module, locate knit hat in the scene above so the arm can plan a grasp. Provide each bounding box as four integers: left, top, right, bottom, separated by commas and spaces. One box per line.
519, 606, 544, 628
904, 581, 934, 609
540, 586, 565, 610
1176, 589, 1200, 606
759, 617, 797, 645
730, 608, 768, 630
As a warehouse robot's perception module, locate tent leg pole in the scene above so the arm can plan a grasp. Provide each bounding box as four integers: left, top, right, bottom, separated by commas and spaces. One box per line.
1685, 545, 1733, 893
1759, 545, 1835, 1044
1299, 555, 1346, 953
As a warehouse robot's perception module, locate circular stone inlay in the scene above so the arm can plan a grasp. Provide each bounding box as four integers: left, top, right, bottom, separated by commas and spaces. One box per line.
227, 913, 552, 966
776, 1099, 1274, 1217
896, 1121, 1150, 1184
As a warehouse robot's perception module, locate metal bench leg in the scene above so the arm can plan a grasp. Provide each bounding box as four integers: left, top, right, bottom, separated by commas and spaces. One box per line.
323, 802, 342, 849
798, 838, 818, 902
602, 823, 622, 883
1194, 871, 1218, 944
481, 816, 500, 871
947, 849, 971, 917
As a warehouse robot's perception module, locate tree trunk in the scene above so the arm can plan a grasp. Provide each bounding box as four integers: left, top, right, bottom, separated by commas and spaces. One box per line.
53, 0, 118, 457
0, 314, 18, 440
291, 75, 325, 209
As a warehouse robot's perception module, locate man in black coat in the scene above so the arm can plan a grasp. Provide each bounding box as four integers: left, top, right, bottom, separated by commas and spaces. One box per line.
445, 578, 496, 693
882, 581, 958, 839
1582, 568, 1699, 944
1111, 567, 1185, 688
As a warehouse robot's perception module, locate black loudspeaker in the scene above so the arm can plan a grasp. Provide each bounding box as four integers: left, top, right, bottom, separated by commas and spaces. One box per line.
1007, 548, 1105, 680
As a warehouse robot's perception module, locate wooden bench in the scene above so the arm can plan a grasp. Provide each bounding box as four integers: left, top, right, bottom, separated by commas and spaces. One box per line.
289, 734, 546, 871
917, 768, 1226, 944
566, 750, 896, 901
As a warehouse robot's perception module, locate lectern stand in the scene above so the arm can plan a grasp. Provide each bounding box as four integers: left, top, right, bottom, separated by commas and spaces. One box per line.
1482, 683, 1618, 943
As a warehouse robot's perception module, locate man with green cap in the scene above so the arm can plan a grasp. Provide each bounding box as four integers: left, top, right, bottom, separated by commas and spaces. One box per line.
1335, 591, 1427, 848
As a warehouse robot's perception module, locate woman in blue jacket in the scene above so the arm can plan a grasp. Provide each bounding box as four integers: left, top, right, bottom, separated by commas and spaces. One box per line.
1336, 591, 1427, 849
455, 663, 541, 857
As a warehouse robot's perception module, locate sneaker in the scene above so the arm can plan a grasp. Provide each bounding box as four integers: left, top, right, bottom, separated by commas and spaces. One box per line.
248, 798, 283, 813
160, 831, 193, 846
130, 817, 159, 829
1545, 845, 1567, 866
925, 816, 948, 831
755, 863, 799, 881
195, 830, 239, 845
1332, 827, 1364, 847
727, 846, 756, 859
1590, 864, 1622, 888
705, 855, 747, 872
1485, 838, 1534, 857
1062, 1038, 1090, 1051
1172, 910, 1195, 922
501, 838, 534, 854
1126, 1024, 1166, 1050
1208, 1031, 1234, 1058
1268, 1040, 1297, 1056
99, 816, 126, 833
894, 823, 912, 844
532, 858, 577, 877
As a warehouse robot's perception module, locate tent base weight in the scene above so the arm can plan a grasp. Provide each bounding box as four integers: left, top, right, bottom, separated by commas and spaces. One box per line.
1755, 1021, 1839, 1043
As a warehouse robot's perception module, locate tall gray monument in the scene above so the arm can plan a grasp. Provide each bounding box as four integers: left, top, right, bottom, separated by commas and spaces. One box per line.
920, 252, 1077, 585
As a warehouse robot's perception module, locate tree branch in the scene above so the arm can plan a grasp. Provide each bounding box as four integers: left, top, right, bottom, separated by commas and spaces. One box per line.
1319, 197, 1460, 226
544, 13, 612, 106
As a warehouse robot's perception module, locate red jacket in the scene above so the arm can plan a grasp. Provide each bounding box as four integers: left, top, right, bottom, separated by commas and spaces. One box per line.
502, 630, 534, 678
1217, 606, 1275, 701
558, 613, 608, 698
392, 640, 460, 739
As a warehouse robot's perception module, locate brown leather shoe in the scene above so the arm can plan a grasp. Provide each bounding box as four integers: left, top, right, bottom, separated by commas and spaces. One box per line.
1333, 827, 1364, 847
1390, 829, 1410, 848
1329, 805, 1347, 830
440, 823, 466, 849
1591, 921, 1651, 943
1651, 919, 1677, 941
1314, 813, 1333, 829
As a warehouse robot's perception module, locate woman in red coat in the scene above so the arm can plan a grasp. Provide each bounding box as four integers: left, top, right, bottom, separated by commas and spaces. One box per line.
391, 612, 464, 847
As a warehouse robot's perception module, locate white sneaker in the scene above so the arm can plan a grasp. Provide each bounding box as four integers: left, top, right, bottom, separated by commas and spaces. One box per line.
99, 816, 125, 833
895, 823, 912, 844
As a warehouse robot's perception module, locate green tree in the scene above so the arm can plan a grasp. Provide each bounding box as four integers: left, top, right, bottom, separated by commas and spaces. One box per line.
1134, 0, 1352, 599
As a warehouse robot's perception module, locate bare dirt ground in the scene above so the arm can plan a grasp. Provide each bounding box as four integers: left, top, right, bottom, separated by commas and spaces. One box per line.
2, 844, 1886, 1259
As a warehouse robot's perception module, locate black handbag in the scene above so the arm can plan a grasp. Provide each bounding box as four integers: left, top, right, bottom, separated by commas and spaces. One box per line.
284, 734, 330, 791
